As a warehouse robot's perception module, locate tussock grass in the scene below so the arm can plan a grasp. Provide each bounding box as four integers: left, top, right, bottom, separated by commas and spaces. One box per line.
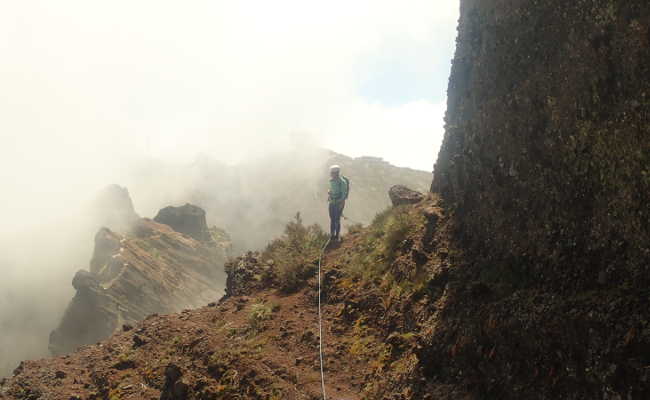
344, 206, 424, 289
248, 302, 274, 332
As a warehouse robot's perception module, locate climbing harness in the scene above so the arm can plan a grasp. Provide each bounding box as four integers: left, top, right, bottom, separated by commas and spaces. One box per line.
317, 236, 331, 400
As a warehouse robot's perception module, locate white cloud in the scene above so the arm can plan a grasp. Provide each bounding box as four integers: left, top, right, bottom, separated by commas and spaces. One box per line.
322, 99, 447, 171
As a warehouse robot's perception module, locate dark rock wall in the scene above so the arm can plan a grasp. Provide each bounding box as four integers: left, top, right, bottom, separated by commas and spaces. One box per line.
154, 203, 210, 242
433, 0, 649, 291
425, 1, 650, 398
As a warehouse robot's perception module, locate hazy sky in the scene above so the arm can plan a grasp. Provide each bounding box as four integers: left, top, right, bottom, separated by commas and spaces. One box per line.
0, 0, 458, 228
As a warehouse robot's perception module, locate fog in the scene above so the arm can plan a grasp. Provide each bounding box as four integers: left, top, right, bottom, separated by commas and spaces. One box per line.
123, 145, 333, 251
0, 0, 458, 376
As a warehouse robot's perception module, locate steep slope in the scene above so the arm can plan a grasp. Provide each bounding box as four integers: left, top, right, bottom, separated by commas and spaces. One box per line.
434, 0, 649, 288
423, 0, 650, 398
0, 185, 142, 378
0, 193, 449, 400
49, 205, 231, 356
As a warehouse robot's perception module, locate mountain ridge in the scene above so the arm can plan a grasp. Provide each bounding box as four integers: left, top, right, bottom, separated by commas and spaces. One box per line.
48, 209, 231, 357
1, 1, 649, 398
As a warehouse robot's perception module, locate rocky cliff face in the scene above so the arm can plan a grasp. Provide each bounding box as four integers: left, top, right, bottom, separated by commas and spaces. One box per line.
433, 0, 649, 290
0, 184, 143, 378
425, 0, 650, 398
49, 205, 230, 356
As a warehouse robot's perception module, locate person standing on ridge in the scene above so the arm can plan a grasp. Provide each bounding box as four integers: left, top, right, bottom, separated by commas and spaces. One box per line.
328, 165, 349, 242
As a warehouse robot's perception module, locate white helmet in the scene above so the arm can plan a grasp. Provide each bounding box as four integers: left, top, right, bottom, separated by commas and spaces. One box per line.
329, 164, 341, 172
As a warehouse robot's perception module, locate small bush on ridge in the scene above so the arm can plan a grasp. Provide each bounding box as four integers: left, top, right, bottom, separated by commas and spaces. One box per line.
264, 213, 328, 293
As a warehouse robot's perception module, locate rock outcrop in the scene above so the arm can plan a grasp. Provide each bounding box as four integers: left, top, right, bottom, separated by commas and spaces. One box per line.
49, 209, 230, 356
388, 185, 425, 207
424, 0, 650, 398
433, 0, 649, 289
224, 252, 273, 298
154, 203, 210, 242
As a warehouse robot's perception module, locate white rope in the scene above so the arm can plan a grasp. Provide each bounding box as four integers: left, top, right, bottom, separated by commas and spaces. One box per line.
317, 237, 330, 400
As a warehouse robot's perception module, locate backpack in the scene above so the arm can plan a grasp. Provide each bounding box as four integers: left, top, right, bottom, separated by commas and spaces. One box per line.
341, 176, 350, 200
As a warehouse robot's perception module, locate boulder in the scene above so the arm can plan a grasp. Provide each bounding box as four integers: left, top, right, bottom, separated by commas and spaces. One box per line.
388, 185, 425, 207
71, 270, 99, 291
154, 204, 209, 241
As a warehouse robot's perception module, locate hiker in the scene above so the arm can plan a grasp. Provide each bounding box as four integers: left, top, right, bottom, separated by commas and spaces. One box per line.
328, 165, 349, 241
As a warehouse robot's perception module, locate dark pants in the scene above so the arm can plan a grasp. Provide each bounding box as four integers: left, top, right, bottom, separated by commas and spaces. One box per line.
329, 201, 344, 239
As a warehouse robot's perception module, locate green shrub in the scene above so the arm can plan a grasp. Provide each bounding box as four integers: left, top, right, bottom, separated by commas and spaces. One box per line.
372, 207, 393, 227
346, 206, 424, 290
248, 302, 273, 332
379, 207, 414, 263
264, 213, 328, 293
